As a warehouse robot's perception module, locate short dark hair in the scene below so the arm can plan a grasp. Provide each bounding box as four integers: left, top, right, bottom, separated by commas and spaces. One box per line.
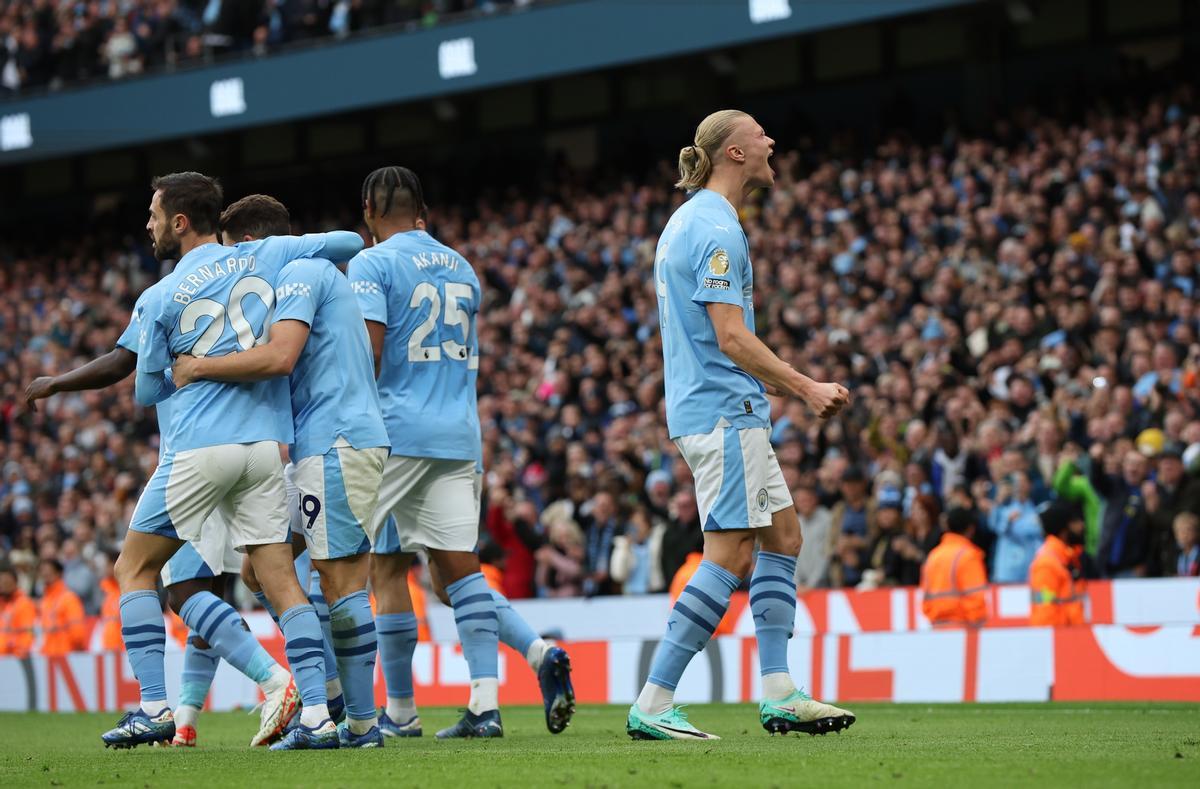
220, 194, 291, 241
944, 508, 975, 535
151, 172, 223, 235
362, 166, 425, 219
39, 558, 63, 576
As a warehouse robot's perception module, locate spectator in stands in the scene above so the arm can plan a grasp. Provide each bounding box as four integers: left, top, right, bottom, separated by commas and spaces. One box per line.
921, 509, 988, 628
1093, 445, 1152, 578
58, 537, 98, 614
484, 487, 539, 599
1173, 512, 1199, 577
36, 558, 87, 656
1143, 442, 1190, 576
862, 486, 904, 588
0, 561, 36, 657
988, 471, 1043, 583
1052, 445, 1103, 559
6, 76, 1200, 599
828, 466, 873, 588
534, 502, 585, 597
793, 485, 831, 590
889, 494, 941, 587
610, 507, 664, 595
1029, 501, 1086, 627
658, 489, 702, 587
0, 0, 535, 93
580, 491, 621, 596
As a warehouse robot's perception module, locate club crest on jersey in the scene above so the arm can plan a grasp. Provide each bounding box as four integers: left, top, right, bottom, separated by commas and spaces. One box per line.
756, 488, 769, 511
709, 249, 730, 275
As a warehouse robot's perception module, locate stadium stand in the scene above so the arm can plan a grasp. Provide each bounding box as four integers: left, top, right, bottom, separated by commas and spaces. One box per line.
0, 0, 537, 95
3, 75, 1199, 619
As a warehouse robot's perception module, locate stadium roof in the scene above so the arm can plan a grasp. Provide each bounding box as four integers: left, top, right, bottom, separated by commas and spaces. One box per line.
0, 0, 973, 165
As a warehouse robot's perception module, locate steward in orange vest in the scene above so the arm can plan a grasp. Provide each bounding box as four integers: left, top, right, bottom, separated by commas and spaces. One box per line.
1029, 501, 1086, 626
921, 509, 988, 627
0, 563, 38, 657
37, 560, 88, 656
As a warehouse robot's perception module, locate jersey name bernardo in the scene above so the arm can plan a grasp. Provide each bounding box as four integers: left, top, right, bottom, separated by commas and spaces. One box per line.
171, 254, 258, 304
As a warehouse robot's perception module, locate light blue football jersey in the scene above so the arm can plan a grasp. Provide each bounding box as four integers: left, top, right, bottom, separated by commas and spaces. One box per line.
655, 189, 769, 439
136, 233, 363, 453
272, 258, 390, 460
346, 230, 481, 462
120, 281, 175, 458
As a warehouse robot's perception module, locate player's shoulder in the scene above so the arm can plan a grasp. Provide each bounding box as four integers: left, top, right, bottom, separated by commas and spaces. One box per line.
280, 257, 336, 291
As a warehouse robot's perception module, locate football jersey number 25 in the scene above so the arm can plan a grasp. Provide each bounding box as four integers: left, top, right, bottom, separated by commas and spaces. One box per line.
408, 281, 476, 366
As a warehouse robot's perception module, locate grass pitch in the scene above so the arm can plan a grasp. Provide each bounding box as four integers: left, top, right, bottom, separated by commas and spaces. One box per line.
1, 703, 1197, 787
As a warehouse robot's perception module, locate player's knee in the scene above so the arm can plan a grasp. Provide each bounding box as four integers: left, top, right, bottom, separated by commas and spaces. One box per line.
114, 550, 150, 590
167, 581, 204, 615
241, 556, 261, 592
774, 532, 802, 558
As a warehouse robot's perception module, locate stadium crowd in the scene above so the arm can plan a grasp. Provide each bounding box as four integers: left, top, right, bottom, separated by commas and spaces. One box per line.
2, 81, 1200, 654
0, 0, 535, 95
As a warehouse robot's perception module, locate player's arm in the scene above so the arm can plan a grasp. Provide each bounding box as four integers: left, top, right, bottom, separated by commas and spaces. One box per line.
133, 291, 178, 406
706, 303, 848, 418
278, 231, 365, 265
347, 252, 388, 378
174, 320, 310, 386
366, 320, 385, 379
25, 347, 137, 411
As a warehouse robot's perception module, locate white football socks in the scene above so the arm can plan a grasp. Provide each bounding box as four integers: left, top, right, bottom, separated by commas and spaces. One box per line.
636, 683, 674, 717
762, 672, 798, 701
468, 678, 499, 715
174, 704, 199, 729
141, 699, 169, 717
386, 697, 417, 722
347, 716, 377, 735
260, 664, 290, 693
526, 639, 551, 672
300, 703, 331, 728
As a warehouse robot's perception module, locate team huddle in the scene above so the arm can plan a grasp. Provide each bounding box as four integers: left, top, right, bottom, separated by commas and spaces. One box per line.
28, 110, 858, 748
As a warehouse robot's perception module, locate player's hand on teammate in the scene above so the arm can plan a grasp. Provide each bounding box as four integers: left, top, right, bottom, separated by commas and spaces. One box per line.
803, 381, 850, 418
24, 376, 57, 411
172, 355, 201, 388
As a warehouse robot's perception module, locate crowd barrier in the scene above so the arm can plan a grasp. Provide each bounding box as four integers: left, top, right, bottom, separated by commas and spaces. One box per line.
3, 578, 1196, 712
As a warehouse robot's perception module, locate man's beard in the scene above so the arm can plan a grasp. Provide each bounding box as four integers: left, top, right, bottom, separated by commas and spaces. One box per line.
152, 232, 180, 261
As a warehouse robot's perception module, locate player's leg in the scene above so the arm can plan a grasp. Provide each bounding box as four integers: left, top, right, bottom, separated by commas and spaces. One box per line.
305, 568, 345, 721
430, 555, 575, 734
226, 441, 336, 751
371, 455, 428, 738
753, 458, 855, 735
103, 452, 201, 748
105, 529, 184, 747
284, 461, 345, 720
628, 423, 761, 741
166, 575, 218, 747
371, 545, 422, 737
304, 444, 387, 748
166, 531, 298, 747
415, 459, 502, 739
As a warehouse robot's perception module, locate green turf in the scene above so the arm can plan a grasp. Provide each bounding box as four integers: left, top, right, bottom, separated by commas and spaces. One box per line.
1, 703, 1197, 787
